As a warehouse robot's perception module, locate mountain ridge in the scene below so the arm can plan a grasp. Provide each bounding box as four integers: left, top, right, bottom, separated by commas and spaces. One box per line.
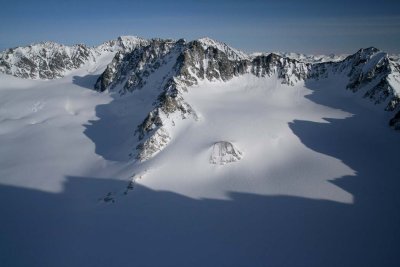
1, 36, 400, 161
92, 39, 400, 160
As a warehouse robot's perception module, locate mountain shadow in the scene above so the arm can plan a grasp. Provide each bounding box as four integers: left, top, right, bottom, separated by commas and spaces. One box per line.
1, 175, 400, 267
72, 74, 101, 90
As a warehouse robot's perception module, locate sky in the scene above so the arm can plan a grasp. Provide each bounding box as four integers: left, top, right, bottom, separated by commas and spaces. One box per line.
1, 0, 400, 54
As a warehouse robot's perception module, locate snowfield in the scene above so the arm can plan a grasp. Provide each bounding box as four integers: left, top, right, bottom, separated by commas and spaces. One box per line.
137, 75, 354, 203
1, 40, 400, 267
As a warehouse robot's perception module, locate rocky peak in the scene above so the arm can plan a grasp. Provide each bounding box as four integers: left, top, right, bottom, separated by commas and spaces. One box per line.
95, 35, 149, 53
309, 47, 400, 112
0, 42, 94, 79
96, 38, 315, 161
0, 36, 153, 80
197, 37, 249, 61
351, 47, 380, 62
341, 48, 399, 111
176, 39, 250, 84
94, 38, 184, 93
101, 36, 389, 162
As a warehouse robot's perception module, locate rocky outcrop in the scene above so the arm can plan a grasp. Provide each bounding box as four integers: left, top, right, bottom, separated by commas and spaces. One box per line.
210, 141, 243, 165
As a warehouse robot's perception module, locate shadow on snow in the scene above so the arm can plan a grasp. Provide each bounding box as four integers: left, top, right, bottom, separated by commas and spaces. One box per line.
5, 76, 399, 266
1, 172, 400, 267
72, 75, 100, 90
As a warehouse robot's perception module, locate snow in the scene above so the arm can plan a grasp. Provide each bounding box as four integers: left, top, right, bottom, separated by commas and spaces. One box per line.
135, 74, 354, 202
0, 62, 115, 192
1, 45, 400, 266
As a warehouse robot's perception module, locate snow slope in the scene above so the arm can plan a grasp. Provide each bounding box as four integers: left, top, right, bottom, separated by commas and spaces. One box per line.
1, 38, 400, 267
136, 75, 354, 203
0, 53, 128, 192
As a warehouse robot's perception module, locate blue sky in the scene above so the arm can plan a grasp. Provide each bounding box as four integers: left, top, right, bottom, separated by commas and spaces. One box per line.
1, 0, 400, 54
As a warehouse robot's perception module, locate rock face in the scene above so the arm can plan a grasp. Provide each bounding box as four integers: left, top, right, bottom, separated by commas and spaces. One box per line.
210, 141, 243, 165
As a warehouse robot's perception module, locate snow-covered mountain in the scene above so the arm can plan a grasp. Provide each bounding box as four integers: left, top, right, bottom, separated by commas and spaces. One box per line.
1, 37, 400, 162
2, 37, 400, 161
0, 36, 148, 79
0, 42, 94, 79
91, 38, 400, 161
1, 36, 400, 267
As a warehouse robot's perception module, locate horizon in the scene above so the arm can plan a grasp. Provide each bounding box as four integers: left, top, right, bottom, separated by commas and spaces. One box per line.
1, 0, 400, 54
